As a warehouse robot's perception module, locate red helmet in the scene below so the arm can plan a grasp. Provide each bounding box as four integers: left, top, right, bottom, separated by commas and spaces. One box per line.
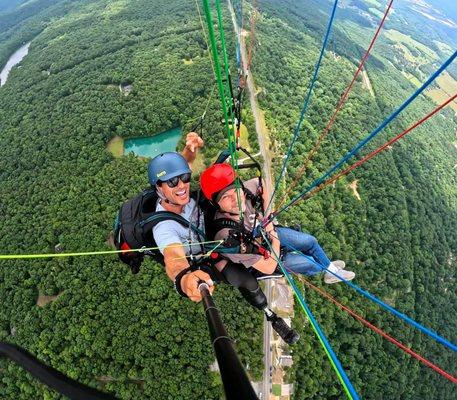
200, 163, 236, 201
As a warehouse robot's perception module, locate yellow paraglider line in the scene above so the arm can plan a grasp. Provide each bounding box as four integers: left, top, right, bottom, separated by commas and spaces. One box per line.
0, 240, 223, 260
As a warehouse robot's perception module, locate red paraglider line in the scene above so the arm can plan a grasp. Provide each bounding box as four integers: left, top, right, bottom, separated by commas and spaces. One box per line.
276, 0, 394, 211
302, 278, 457, 384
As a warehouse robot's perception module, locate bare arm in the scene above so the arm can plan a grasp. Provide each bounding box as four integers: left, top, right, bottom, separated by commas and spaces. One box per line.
163, 243, 190, 281
252, 231, 280, 274
163, 243, 214, 302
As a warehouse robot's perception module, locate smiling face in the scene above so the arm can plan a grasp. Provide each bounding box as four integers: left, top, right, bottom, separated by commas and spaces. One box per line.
159, 179, 190, 206
217, 188, 246, 215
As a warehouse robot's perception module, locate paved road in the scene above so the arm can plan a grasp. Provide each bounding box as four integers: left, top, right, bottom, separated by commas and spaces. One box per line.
227, 2, 274, 398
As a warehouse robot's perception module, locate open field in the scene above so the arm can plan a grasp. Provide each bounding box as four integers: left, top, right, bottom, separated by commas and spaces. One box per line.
433, 40, 454, 56
426, 72, 457, 112
368, 7, 384, 19
427, 89, 457, 112
436, 71, 457, 94
106, 135, 124, 157
364, 0, 382, 8
401, 71, 422, 87
385, 29, 438, 64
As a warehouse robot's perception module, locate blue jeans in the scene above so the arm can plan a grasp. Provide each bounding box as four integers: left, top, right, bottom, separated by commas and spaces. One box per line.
276, 227, 331, 276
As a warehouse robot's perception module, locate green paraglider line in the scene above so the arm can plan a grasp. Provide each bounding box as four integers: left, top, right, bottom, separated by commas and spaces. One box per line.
262, 231, 359, 400
202, 0, 244, 218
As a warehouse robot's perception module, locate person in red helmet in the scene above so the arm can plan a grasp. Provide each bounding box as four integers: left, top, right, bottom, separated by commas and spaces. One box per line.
200, 164, 300, 344
200, 163, 356, 284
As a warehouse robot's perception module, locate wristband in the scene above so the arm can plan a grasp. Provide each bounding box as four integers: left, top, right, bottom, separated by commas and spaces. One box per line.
174, 267, 192, 298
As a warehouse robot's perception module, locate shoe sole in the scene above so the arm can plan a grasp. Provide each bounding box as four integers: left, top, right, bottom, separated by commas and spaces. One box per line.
324, 274, 355, 284
256, 274, 283, 281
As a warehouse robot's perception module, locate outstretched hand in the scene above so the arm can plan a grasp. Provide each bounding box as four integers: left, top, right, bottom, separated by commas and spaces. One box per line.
180, 270, 214, 302
185, 132, 204, 153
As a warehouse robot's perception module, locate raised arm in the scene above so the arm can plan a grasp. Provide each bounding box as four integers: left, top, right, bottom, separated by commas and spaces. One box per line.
181, 132, 204, 168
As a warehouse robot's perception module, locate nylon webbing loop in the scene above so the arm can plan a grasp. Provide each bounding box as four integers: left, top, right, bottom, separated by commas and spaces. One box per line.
0, 343, 116, 400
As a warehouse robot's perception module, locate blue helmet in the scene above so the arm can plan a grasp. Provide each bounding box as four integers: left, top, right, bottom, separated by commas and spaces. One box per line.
147, 152, 191, 186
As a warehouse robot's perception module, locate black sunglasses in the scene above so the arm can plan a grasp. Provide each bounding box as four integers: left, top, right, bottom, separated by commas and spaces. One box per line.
161, 172, 191, 188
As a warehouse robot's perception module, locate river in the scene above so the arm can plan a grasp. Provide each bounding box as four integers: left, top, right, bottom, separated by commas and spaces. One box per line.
0, 42, 31, 86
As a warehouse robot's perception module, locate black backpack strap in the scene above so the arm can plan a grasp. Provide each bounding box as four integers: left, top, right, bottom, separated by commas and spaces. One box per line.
212, 218, 245, 235
210, 218, 261, 255
140, 211, 206, 238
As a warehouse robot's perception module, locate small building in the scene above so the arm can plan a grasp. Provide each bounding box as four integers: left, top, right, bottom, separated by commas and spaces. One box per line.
279, 355, 293, 368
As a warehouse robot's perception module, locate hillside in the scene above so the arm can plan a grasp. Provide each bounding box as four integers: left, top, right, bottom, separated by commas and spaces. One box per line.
0, 1, 262, 399
0, 0, 456, 399
252, 0, 456, 398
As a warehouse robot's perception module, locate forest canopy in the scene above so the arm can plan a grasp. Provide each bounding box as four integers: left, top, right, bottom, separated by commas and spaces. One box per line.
0, 0, 456, 399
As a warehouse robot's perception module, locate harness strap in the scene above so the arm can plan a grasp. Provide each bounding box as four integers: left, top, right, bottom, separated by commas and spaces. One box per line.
140, 211, 206, 238
0, 343, 115, 400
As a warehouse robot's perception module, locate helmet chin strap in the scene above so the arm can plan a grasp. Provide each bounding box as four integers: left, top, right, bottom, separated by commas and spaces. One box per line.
156, 185, 181, 207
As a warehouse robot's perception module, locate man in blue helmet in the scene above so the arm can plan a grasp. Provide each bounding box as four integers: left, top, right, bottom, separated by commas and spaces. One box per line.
147, 132, 215, 302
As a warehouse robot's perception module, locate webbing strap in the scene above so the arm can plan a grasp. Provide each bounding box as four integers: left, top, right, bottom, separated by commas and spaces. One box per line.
140, 211, 206, 238
0, 343, 116, 400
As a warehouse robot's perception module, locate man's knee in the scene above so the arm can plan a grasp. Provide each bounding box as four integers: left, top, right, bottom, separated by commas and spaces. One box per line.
300, 232, 318, 251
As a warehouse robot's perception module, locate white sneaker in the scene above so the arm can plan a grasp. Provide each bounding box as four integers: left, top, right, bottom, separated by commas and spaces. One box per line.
332, 260, 346, 270
324, 269, 355, 284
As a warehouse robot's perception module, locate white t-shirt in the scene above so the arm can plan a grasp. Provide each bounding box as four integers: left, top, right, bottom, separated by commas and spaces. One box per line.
152, 199, 205, 256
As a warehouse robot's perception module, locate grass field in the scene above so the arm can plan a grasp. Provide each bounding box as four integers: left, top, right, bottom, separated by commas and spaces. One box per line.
426, 89, 457, 112
436, 71, 457, 94
106, 135, 124, 157
272, 383, 281, 396
239, 122, 250, 150
426, 71, 457, 112
384, 29, 438, 65
401, 71, 422, 88
364, 0, 382, 8
433, 40, 454, 56
369, 7, 384, 19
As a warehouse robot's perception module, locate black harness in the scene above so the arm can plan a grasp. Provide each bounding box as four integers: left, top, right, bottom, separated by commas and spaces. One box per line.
207, 185, 271, 260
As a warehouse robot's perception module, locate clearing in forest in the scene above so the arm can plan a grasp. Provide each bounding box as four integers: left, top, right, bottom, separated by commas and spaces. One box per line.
361, 67, 375, 97
426, 72, 457, 112
107, 135, 124, 158
348, 179, 362, 201
385, 29, 438, 65
37, 292, 63, 307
